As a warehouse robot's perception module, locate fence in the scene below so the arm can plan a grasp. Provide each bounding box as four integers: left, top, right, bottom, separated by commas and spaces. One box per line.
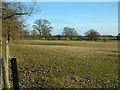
1, 40, 19, 89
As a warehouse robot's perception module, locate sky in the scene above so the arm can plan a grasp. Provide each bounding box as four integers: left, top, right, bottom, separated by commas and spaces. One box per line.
24, 2, 118, 36
4, 0, 120, 2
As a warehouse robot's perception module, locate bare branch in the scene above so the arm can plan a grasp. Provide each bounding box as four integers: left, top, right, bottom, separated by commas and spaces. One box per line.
3, 12, 27, 20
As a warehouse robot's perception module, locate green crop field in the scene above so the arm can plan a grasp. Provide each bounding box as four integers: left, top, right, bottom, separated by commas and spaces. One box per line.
9, 40, 118, 88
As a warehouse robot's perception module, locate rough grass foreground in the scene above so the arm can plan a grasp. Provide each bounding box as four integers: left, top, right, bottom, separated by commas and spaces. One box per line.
10, 40, 118, 88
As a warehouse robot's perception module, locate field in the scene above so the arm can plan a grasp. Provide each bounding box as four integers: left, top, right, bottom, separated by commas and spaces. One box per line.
9, 40, 118, 88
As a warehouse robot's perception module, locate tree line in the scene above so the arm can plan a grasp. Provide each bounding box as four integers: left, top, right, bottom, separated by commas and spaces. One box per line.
1, 2, 119, 42
30, 19, 101, 41
30, 19, 119, 41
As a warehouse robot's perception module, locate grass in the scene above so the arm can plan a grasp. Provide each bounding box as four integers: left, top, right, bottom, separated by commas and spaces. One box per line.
9, 40, 118, 88
12, 40, 117, 49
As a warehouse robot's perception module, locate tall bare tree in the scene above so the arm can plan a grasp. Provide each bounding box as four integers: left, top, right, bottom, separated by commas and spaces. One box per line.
62, 27, 78, 40
33, 19, 52, 40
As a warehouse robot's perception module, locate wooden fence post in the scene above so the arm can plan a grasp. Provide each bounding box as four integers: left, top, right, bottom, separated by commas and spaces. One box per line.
6, 40, 9, 70
11, 58, 19, 89
2, 58, 10, 89
1, 40, 10, 89
0, 58, 3, 89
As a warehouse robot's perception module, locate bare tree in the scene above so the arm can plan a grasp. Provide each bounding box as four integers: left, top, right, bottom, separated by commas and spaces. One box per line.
33, 19, 52, 40
2, 2, 40, 20
62, 27, 78, 40
2, 2, 40, 42
84, 29, 101, 41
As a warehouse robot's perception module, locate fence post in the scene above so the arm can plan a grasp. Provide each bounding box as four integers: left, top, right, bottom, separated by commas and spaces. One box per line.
11, 58, 19, 89
1, 40, 10, 89
6, 40, 9, 70
0, 58, 3, 89
2, 58, 10, 89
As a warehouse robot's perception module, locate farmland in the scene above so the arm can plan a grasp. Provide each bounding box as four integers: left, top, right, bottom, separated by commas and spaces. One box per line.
9, 40, 118, 88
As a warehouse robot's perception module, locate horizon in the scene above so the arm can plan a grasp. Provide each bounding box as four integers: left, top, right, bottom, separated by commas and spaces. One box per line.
24, 2, 118, 36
